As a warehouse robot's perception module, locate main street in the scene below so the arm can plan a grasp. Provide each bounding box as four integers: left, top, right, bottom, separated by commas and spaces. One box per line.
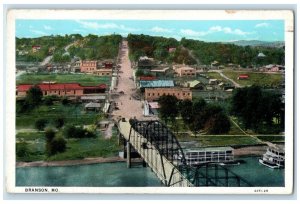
111, 40, 157, 120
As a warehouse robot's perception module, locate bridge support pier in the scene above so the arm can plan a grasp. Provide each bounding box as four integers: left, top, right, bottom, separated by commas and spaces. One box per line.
142, 159, 147, 167
127, 141, 131, 168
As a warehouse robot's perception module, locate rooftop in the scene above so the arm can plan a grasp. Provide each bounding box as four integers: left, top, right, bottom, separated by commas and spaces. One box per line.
139, 80, 174, 88
183, 146, 234, 153
85, 102, 101, 108
17, 83, 107, 92
81, 95, 106, 100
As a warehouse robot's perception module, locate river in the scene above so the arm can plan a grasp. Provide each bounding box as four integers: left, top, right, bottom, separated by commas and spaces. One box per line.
16, 156, 284, 187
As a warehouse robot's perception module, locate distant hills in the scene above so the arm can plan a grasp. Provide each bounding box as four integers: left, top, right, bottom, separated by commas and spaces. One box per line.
223, 40, 285, 48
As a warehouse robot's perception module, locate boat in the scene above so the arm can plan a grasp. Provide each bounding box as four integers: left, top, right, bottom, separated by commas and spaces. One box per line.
259, 146, 285, 169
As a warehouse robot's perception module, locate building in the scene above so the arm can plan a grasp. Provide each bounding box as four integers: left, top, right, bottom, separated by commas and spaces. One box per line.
32, 45, 41, 53
138, 56, 155, 68
209, 79, 219, 85
80, 60, 98, 73
179, 147, 234, 166
84, 102, 101, 111
258, 52, 266, 58
168, 47, 176, 53
102, 60, 114, 68
145, 88, 192, 101
16, 83, 107, 98
139, 76, 157, 81
185, 80, 206, 90
237, 74, 249, 80
264, 64, 285, 72
150, 67, 172, 77
139, 80, 174, 89
174, 66, 196, 77
93, 68, 112, 76
211, 60, 220, 68
81, 95, 106, 103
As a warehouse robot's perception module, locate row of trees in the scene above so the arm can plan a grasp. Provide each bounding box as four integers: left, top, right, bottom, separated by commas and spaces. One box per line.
231, 86, 284, 133
158, 85, 284, 135
158, 95, 231, 135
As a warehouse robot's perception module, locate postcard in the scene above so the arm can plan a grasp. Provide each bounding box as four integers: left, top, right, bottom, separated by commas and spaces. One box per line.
5, 9, 294, 194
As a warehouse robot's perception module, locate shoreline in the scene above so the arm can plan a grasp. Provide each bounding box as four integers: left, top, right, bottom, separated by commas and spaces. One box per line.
16, 145, 269, 168
233, 145, 268, 156
16, 156, 126, 168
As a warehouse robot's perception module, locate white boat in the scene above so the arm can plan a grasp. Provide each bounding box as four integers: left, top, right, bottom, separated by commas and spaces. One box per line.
259, 146, 285, 169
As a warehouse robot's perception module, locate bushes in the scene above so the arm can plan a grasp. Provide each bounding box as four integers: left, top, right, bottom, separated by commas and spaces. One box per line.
16, 142, 29, 157
64, 125, 96, 139
46, 137, 67, 156
61, 97, 70, 105
35, 118, 48, 131
34, 116, 65, 131
45, 128, 67, 156
43, 95, 59, 106
177, 98, 231, 135
54, 117, 65, 128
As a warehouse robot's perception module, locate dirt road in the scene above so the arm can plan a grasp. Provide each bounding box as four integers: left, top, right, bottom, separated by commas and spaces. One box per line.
209, 70, 242, 88
111, 41, 157, 120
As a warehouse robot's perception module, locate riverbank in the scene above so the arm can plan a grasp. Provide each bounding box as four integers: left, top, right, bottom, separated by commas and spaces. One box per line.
16, 156, 126, 168
233, 145, 268, 156
16, 145, 270, 168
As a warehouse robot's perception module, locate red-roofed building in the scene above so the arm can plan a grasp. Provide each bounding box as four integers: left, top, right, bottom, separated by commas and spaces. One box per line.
16, 83, 107, 98
32, 45, 41, 53
237, 74, 249, 80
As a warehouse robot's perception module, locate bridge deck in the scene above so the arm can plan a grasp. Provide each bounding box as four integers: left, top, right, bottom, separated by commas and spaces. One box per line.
119, 120, 193, 187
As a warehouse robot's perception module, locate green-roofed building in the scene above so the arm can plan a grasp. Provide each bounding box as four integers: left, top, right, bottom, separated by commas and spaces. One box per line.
139, 80, 174, 92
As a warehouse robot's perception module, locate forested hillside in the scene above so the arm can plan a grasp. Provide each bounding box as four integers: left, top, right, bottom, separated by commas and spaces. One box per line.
68, 34, 122, 60
16, 34, 122, 62
127, 34, 285, 67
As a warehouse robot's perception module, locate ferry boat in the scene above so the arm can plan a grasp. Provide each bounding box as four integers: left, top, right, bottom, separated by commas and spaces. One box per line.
176, 147, 236, 166
259, 146, 285, 169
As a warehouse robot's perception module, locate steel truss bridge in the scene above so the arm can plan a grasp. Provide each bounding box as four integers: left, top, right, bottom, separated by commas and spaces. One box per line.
118, 118, 252, 187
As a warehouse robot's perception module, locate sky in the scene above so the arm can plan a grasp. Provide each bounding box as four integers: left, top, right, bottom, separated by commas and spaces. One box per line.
16, 19, 284, 42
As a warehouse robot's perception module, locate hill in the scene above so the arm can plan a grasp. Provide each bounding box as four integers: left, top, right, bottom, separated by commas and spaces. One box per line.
224, 40, 284, 48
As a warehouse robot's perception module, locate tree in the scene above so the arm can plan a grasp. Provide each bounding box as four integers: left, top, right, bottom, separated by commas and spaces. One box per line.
61, 97, 70, 105
64, 125, 96, 138
35, 118, 48, 131
158, 95, 179, 124
16, 142, 29, 157
45, 128, 56, 141
204, 112, 231, 134
231, 86, 284, 133
46, 136, 67, 156
135, 69, 144, 77
25, 85, 43, 107
54, 117, 65, 128
178, 99, 193, 124
185, 99, 207, 135
44, 96, 54, 105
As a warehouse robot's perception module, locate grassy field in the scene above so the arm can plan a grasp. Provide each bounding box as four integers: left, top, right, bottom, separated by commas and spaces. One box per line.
204, 72, 227, 82
16, 103, 100, 128
256, 136, 285, 143
16, 128, 121, 162
176, 134, 260, 147
17, 73, 111, 86
222, 71, 283, 87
